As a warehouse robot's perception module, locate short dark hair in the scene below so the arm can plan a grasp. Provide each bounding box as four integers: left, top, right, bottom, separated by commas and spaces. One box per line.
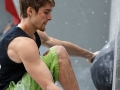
19, 0, 55, 18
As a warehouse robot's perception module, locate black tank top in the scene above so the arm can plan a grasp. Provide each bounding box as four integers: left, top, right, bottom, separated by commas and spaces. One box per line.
0, 26, 41, 90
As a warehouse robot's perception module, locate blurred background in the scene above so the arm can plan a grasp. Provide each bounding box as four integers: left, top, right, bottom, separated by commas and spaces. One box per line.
0, 0, 113, 90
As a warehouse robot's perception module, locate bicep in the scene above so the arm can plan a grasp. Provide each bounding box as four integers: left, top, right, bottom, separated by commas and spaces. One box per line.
37, 30, 64, 47
36, 30, 50, 44
17, 39, 54, 88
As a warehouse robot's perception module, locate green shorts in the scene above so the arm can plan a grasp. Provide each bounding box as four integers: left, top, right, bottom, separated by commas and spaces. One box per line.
6, 47, 59, 90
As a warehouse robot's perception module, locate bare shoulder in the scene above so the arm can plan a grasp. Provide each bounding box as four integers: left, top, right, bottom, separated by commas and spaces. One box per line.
9, 37, 36, 49
8, 37, 39, 63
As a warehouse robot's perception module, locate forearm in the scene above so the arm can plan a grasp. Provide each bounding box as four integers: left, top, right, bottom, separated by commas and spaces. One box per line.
62, 41, 94, 60
24, 59, 62, 90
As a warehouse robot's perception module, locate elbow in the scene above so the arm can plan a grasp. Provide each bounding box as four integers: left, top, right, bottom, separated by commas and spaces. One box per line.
42, 83, 60, 90
42, 85, 53, 90
40, 82, 53, 90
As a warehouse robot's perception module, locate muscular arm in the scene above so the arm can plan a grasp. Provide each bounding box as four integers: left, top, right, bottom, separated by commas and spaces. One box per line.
14, 37, 62, 90
37, 30, 97, 62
